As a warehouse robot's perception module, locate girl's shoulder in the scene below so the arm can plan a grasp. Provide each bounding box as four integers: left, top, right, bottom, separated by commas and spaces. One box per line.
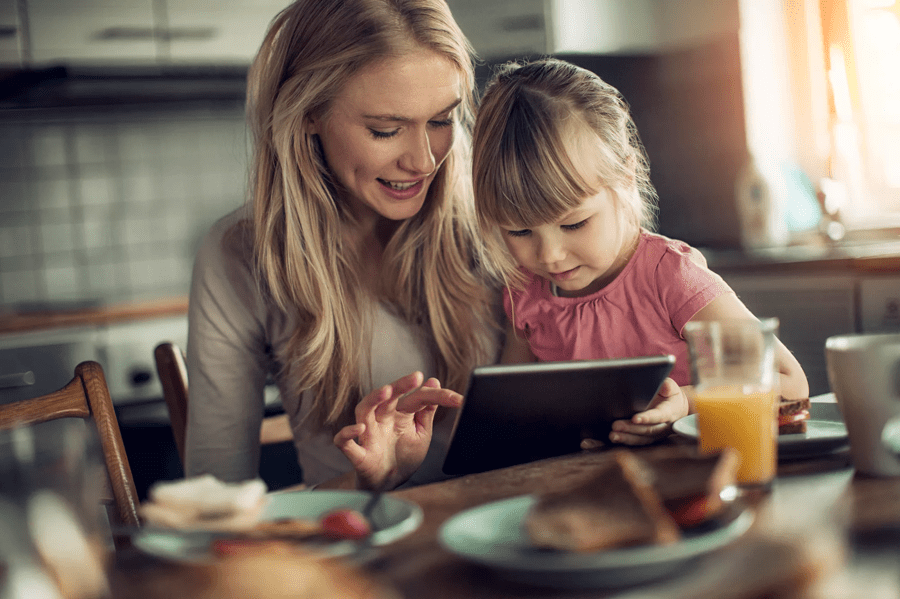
638, 230, 710, 270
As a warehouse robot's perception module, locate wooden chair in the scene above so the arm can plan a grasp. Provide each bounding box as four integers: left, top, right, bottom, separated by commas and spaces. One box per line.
153, 342, 293, 468
0, 361, 141, 529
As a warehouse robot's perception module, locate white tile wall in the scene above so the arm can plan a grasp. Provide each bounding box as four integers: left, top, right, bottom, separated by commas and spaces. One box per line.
0, 104, 249, 307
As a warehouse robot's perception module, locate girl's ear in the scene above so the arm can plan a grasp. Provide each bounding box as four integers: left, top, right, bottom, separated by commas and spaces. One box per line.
624, 153, 638, 188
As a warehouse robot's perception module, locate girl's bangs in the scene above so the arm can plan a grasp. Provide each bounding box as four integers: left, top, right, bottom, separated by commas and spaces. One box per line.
486, 126, 599, 228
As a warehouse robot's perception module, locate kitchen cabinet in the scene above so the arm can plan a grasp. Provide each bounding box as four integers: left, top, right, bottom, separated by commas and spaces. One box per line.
859, 276, 900, 333
0, 326, 101, 405
163, 0, 286, 64
27, 0, 158, 64
447, 0, 547, 59
0, 0, 21, 65
722, 273, 857, 397
548, 0, 739, 55
20, 0, 284, 67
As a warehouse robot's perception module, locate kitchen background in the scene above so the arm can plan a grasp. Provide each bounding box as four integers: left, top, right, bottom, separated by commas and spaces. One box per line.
2, 0, 899, 496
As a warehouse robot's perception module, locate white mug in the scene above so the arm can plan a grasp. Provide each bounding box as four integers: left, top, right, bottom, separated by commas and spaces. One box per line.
825, 333, 900, 477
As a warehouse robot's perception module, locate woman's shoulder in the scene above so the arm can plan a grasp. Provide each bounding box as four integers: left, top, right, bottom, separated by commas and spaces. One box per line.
195, 205, 255, 273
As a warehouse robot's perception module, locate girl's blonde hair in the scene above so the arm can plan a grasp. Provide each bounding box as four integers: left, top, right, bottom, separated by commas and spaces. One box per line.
472, 58, 658, 289
245, 0, 496, 429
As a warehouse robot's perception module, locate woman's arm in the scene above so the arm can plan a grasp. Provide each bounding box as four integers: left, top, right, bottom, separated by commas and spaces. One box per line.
185, 219, 269, 483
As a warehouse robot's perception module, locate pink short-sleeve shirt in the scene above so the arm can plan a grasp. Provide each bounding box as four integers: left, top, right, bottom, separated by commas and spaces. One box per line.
503, 231, 735, 386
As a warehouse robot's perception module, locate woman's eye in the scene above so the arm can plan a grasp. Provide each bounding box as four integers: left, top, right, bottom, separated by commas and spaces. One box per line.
562, 219, 588, 231
506, 229, 531, 238
369, 128, 399, 139
429, 118, 454, 129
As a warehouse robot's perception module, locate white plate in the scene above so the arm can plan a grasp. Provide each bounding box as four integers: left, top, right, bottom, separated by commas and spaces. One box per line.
134, 490, 423, 563
438, 494, 754, 589
672, 403, 849, 459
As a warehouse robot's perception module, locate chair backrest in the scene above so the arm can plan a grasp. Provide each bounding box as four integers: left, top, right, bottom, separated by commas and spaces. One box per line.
153, 342, 189, 465
154, 341, 294, 472
0, 361, 141, 528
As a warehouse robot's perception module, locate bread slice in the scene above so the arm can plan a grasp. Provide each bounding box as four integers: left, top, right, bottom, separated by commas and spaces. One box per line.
648, 446, 740, 528
778, 397, 811, 435
524, 450, 681, 552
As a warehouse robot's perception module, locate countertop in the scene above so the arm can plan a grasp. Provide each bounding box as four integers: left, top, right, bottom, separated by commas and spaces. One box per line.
1, 237, 899, 336
0, 296, 189, 335
703, 238, 900, 274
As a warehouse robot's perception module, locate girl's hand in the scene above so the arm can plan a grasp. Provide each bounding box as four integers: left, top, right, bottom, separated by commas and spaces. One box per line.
609, 377, 689, 445
333, 371, 463, 491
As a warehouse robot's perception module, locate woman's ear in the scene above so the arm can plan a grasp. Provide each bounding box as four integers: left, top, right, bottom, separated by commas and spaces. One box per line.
306, 116, 319, 136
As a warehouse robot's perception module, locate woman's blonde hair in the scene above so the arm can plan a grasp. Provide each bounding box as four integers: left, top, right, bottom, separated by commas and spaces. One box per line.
472, 58, 658, 289
245, 0, 496, 428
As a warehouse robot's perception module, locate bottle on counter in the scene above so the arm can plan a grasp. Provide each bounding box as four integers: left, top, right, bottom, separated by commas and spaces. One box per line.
735, 155, 790, 251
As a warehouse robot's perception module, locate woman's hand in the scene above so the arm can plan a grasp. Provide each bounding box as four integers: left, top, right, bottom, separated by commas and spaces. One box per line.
333, 371, 463, 491
608, 377, 689, 445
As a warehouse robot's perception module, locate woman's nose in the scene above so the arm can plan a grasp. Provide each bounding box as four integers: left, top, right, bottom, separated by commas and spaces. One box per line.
400, 129, 436, 174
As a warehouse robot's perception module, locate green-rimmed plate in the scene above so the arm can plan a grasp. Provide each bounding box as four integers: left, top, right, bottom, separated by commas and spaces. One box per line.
133, 489, 422, 563
673, 403, 849, 459
438, 494, 753, 589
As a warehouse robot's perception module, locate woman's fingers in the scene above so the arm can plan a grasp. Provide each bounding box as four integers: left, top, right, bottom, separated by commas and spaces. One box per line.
395, 386, 462, 413
334, 423, 366, 463
392, 371, 426, 395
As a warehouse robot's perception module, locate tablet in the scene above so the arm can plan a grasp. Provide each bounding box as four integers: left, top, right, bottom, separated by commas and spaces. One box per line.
442, 355, 675, 476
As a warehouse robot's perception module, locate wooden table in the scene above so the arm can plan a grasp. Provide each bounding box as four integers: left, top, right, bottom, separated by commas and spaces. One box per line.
112, 399, 900, 598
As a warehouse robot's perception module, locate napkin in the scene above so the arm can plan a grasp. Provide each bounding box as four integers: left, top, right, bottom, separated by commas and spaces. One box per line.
140, 475, 268, 531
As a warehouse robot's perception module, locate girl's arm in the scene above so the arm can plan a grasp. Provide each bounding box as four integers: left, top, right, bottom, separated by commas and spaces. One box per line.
688, 294, 810, 400
609, 292, 810, 446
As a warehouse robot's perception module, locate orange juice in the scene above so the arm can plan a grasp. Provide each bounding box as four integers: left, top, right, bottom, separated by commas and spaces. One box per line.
693, 384, 778, 486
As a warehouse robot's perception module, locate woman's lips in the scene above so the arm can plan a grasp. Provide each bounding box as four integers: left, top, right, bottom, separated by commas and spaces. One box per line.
378, 178, 425, 200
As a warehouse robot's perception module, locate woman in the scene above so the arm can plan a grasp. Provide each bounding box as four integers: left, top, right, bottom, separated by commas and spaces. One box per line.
185, 0, 499, 491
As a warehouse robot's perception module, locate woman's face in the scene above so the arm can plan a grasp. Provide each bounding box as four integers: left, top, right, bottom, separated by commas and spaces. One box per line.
311, 48, 462, 229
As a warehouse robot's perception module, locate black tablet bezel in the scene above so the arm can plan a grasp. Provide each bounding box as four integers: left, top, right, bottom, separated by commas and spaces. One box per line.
441, 355, 676, 476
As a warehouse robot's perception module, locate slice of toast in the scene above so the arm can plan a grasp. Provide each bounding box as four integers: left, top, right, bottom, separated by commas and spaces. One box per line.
647, 446, 740, 528
779, 397, 811, 434
524, 450, 681, 552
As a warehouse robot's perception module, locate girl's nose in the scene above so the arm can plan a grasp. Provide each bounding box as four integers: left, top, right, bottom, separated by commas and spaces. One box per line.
536, 236, 565, 265
400, 129, 436, 174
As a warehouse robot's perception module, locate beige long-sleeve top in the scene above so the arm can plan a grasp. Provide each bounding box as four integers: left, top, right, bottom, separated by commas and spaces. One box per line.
185, 206, 462, 487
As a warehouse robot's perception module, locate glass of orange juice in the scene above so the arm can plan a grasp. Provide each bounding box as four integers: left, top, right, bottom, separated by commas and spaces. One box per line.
683, 318, 780, 489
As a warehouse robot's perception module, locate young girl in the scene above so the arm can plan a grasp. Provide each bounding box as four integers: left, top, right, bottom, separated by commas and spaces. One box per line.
472, 59, 809, 445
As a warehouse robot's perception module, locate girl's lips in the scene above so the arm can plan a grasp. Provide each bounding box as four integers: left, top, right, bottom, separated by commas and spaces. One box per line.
550, 266, 580, 282
378, 178, 425, 200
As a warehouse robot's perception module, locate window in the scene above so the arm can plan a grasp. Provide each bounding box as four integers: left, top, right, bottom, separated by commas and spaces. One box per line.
821, 0, 900, 227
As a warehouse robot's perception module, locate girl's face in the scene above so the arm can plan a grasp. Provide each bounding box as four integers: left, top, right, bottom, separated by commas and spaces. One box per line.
310, 48, 461, 231
500, 186, 635, 297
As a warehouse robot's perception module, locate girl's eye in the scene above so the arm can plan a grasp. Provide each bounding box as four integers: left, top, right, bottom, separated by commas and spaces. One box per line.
506, 229, 531, 238
562, 219, 588, 231
369, 128, 399, 139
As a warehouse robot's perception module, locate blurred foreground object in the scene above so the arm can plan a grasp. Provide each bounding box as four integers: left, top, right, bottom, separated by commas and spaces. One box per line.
139, 475, 268, 531
1, 421, 113, 599
114, 541, 399, 599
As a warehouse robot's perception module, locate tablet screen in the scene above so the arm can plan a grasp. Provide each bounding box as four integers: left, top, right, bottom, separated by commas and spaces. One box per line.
442, 355, 675, 476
